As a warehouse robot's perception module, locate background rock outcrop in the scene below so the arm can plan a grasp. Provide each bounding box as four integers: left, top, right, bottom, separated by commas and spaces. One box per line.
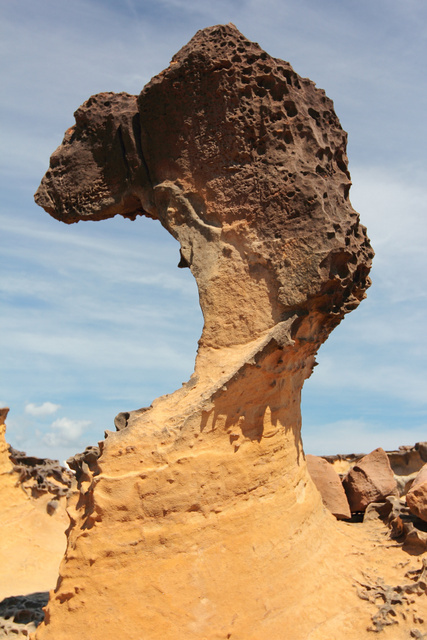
33, 24, 375, 640
306, 454, 351, 519
406, 464, 427, 522
342, 447, 398, 512
0, 409, 71, 608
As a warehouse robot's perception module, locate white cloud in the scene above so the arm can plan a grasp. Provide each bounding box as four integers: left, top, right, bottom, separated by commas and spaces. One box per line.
43, 417, 91, 447
25, 401, 61, 416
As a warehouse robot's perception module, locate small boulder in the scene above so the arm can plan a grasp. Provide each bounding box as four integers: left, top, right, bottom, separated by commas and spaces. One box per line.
406, 463, 427, 522
306, 454, 351, 520
342, 447, 397, 512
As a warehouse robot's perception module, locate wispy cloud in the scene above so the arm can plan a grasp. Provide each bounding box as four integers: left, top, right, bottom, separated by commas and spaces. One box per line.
25, 402, 60, 417
0, 213, 198, 298
314, 165, 427, 419
308, 352, 427, 407
351, 166, 427, 263
42, 416, 91, 448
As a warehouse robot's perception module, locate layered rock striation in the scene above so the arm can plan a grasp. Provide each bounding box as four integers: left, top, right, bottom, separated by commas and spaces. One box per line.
34, 24, 374, 640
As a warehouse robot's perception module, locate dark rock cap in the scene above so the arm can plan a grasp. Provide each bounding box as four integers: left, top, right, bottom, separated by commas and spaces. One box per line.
35, 23, 373, 354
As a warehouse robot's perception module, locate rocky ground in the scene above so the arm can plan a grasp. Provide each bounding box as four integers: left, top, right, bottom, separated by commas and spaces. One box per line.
1, 406, 427, 639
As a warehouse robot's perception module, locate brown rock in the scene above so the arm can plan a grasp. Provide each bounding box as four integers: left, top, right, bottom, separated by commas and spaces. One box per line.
324, 445, 427, 497
33, 24, 373, 640
415, 441, 427, 463
406, 463, 427, 522
8, 447, 74, 500
342, 447, 397, 512
306, 454, 351, 519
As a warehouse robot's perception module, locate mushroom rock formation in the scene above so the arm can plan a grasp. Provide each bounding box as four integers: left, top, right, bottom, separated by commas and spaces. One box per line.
34, 24, 373, 640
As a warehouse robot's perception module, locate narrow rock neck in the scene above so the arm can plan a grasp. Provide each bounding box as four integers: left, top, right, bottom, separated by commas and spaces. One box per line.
153, 181, 284, 352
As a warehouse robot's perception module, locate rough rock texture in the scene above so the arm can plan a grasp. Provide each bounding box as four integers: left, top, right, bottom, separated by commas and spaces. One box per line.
356, 559, 427, 633
66, 445, 101, 482
0, 592, 49, 638
8, 448, 74, 500
343, 448, 398, 512
324, 443, 427, 496
306, 453, 351, 519
325, 444, 427, 475
388, 443, 427, 473
33, 24, 376, 640
363, 494, 427, 552
0, 412, 70, 602
406, 464, 427, 522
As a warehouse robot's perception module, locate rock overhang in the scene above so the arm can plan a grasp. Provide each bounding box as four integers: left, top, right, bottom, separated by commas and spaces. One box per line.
35, 22, 373, 354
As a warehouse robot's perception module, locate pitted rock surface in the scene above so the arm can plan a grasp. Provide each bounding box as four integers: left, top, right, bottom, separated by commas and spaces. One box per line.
35, 23, 373, 353
8, 448, 74, 499
33, 24, 377, 640
0, 591, 48, 638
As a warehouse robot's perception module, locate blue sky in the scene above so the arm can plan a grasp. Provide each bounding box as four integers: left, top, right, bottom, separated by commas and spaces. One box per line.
1, 0, 426, 462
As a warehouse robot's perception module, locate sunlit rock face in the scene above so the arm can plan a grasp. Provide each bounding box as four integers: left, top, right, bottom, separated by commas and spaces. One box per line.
0, 409, 70, 605
34, 24, 373, 640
